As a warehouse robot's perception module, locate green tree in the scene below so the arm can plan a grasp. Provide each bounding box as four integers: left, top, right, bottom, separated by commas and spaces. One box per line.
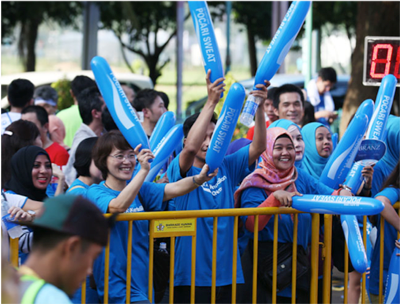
98, 2, 190, 85
339, 2, 399, 137
1, 2, 82, 72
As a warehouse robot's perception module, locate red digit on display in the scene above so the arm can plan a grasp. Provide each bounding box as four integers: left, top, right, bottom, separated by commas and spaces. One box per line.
370, 44, 393, 79
394, 46, 400, 79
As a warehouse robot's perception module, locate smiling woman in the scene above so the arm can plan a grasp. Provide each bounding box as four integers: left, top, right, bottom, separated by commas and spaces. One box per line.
86, 130, 217, 304
4, 146, 52, 201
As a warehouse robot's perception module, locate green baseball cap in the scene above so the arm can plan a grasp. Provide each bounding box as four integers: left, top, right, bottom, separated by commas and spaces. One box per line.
31, 194, 110, 247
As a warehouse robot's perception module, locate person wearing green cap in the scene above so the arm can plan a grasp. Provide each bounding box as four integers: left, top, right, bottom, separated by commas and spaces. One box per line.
17, 194, 112, 304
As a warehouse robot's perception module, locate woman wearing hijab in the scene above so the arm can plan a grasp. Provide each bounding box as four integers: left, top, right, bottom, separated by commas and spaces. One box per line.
234, 127, 350, 303
301, 122, 333, 179
269, 119, 305, 169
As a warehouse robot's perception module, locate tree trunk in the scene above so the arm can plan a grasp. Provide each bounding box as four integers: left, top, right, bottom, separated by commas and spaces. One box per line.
247, 27, 257, 77
339, 2, 399, 137
25, 19, 40, 71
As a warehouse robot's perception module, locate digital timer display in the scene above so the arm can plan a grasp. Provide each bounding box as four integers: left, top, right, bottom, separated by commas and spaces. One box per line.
363, 36, 400, 87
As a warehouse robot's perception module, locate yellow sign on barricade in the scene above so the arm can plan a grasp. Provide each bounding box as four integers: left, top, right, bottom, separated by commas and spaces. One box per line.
152, 218, 196, 237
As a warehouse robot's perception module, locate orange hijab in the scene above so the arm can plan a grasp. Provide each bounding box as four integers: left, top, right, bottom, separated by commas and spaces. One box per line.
234, 127, 298, 208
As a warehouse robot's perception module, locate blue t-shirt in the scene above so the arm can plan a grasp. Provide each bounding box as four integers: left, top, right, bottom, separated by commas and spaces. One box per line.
167, 146, 252, 287
369, 187, 400, 295
239, 168, 333, 297
66, 179, 89, 197
86, 181, 166, 303
34, 283, 72, 304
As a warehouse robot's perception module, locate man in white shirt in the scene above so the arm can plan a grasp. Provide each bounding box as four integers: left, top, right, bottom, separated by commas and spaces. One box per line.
1, 79, 34, 134
64, 86, 105, 186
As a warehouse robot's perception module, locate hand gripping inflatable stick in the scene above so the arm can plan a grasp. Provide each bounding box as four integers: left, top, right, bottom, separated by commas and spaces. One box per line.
206, 83, 246, 173
145, 124, 184, 182
149, 111, 175, 151
91, 56, 150, 151
384, 240, 400, 304
240, 1, 311, 126
189, 1, 224, 97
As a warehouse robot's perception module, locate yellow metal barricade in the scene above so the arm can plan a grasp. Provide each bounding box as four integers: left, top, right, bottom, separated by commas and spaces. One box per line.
7, 202, 399, 304
340, 202, 400, 304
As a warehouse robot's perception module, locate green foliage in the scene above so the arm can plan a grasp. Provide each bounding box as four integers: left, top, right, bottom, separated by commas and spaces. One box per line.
51, 78, 74, 112
98, 2, 187, 85
1, 2, 82, 44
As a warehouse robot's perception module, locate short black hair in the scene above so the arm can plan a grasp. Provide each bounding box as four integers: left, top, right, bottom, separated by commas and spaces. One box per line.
31, 226, 92, 254
74, 137, 98, 178
273, 84, 305, 109
302, 101, 316, 126
267, 87, 277, 101
8, 79, 34, 108
157, 91, 170, 110
34, 86, 58, 104
318, 67, 337, 83
101, 106, 118, 132
21, 105, 49, 126
71, 76, 97, 98
133, 89, 160, 111
183, 112, 218, 138
77, 86, 103, 125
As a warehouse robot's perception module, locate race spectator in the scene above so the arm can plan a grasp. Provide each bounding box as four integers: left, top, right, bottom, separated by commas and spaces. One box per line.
1, 120, 41, 188
67, 137, 102, 197
34, 86, 58, 115
167, 71, 268, 303
157, 91, 170, 110
17, 194, 113, 304
133, 89, 167, 137
56, 76, 96, 147
22, 106, 69, 167
306, 67, 338, 126
1, 79, 34, 134
4, 146, 65, 201
273, 84, 305, 126
64, 86, 105, 186
86, 130, 217, 303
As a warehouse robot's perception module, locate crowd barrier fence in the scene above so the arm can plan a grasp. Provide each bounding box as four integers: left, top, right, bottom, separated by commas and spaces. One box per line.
9, 202, 400, 304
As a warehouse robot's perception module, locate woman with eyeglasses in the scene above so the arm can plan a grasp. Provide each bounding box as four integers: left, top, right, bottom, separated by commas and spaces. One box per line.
86, 130, 217, 304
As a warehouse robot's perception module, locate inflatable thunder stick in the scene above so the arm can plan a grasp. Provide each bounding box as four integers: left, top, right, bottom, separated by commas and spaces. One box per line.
341, 214, 369, 273
240, 1, 311, 126
332, 133, 338, 151
319, 99, 373, 189
291, 194, 384, 216
149, 111, 175, 151
384, 241, 400, 304
91, 56, 150, 151
206, 83, 246, 173
145, 124, 184, 182
189, 1, 224, 92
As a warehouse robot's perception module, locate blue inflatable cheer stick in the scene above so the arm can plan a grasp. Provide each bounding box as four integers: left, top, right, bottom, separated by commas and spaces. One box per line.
341, 214, 369, 273
332, 133, 338, 151
366, 74, 397, 141
145, 124, 184, 182
240, 1, 311, 126
149, 111, 175, 151
291, 194, 384, 215
384, 241, 400, 304
320, 113, 369, 189
340, 99, 374, 194
189, 1, 224, 96
206, 83, 246, 173
91, 56, 150, 151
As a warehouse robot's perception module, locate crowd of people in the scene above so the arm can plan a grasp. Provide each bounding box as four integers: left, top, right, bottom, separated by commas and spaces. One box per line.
1, 67, 399, 304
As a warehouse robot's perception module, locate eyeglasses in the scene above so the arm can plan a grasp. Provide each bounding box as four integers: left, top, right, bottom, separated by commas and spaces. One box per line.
109, 153, 136, 161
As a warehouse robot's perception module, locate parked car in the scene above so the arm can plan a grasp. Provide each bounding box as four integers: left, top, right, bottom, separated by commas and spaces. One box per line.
185, 73, 350, 117
1, 70, 153, 109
